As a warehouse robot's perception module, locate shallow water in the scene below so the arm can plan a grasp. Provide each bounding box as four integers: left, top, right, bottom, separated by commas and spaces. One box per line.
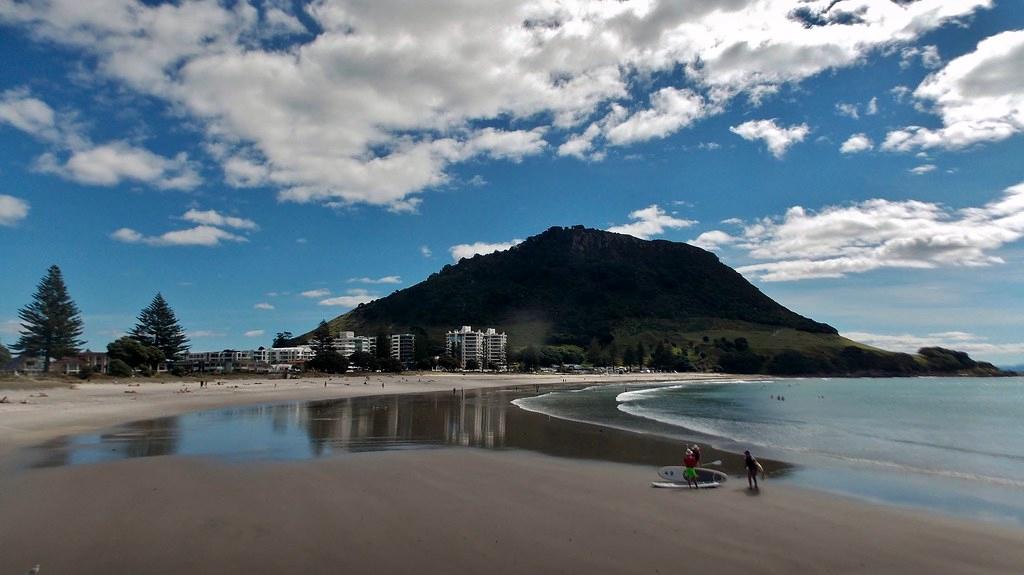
25, 386, 755, 473
515, 377, 1024, 526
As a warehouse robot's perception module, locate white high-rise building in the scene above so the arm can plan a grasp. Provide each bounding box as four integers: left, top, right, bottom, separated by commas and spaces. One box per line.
334, 331, 377, 357
446, 326, 507, 370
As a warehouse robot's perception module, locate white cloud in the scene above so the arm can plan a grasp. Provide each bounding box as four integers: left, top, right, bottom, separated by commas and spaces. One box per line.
845, 331, 1024, 360
900, 44, 942, 70
1, 319, 24, 335
420, 245, 432, 258
602, 88, 709, 147
254, 302, 275, 310
0, 89, 59, 141
607, 204, 697, 240
729, 119, 810, 158
835, 102, 859, 119
36, 143, 200, 190
0, 194, 30, 226
840, 133, 874, 154
1, 90, 200, 191
112, 225, 247, 247
348, 276, 401, 285
111, 208, 256, 247
883, 30, 1024, 152
909, 164, 937, 175
690, 230, 737, 251
244, 329, 265, 337
190, 330, 225, 338
449, 239, 524, 262
866, 97, 879, 116
0, 0, 991, 209
300, 289, 330, 298
182, 209, 258, 230
318, 289, 378, 308
699, 180, 1024, 282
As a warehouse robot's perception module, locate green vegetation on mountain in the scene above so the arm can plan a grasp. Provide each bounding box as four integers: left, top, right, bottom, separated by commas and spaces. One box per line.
307, 226, 1008, 376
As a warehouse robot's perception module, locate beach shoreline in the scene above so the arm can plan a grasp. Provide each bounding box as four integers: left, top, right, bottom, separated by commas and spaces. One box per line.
0, 371, 727, 458
3, 373, 1024, 574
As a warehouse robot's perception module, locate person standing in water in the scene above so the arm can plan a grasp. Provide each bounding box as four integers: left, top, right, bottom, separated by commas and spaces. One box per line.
683, 448, 699, 488
744, 450, 763, 489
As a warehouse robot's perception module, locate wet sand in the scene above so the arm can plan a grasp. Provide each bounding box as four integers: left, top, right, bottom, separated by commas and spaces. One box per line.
1, 449, 1022, 574
0, 372, 705, 457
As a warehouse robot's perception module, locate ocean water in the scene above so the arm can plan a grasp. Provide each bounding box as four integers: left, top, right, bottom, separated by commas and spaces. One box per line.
513, 377, 1024, 526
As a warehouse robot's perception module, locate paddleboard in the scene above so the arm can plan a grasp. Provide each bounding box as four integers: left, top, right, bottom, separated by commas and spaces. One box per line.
651, 481, 721, 489
658, 466, 728, 483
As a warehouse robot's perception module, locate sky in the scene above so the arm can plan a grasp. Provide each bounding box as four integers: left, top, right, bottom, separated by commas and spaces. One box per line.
1, 0, 1023, 365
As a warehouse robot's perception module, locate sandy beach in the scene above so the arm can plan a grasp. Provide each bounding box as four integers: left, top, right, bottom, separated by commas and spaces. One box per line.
2, 373, 1023, 574
0, 372, 701, 457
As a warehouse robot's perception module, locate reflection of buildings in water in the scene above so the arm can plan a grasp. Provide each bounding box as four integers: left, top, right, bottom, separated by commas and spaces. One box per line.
292, 392, 511, 453
106, 417, 180, 459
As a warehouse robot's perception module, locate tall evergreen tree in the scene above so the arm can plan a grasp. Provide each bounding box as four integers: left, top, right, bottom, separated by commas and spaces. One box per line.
130, 293, 189, 360
13, 265, 85, 372
0, 342, 11, 367
310, 320, 335, 356
636, 341, 646, 368
272, 331, 293, 348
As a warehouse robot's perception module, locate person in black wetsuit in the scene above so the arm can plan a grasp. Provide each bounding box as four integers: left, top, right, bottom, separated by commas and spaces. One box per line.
744, 450, 761, 489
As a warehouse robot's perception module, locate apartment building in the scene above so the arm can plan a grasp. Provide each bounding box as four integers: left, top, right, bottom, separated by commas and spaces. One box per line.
390, 333, 415, 366
446, 326, 507, 370
334, 331, 377, 357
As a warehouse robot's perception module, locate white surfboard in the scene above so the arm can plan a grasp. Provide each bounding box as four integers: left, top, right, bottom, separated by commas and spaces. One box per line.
651, 481, 721, 489
658, 466, 728, 483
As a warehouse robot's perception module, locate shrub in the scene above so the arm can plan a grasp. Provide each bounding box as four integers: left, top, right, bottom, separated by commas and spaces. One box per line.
108, 358, 133, 377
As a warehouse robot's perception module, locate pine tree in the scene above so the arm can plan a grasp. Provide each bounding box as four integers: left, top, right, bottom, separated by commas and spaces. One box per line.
130, 293, 189, 360
311, 320, 335, 356
636, 341, 646, 368
13, 265, 85, 372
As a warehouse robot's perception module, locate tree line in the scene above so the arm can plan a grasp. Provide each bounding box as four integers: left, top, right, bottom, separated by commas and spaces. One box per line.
4, 265, 189, 375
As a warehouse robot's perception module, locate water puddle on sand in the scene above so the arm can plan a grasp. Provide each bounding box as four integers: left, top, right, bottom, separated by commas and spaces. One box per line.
23, 387, 769, 475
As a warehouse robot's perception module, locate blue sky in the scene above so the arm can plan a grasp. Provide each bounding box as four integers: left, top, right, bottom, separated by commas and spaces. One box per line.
1, 0, 1023, 364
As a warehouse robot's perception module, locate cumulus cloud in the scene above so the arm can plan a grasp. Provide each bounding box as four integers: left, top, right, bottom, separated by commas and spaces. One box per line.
190, 330, 225, 338
0, 0, 991, 209
0, 194, 30, 226
348, 276, 401, 285
909, 164, 937, 175
111, 208, 256, 247
420, 245, 432, 258
866, 97, 879, 116
36, 144, 200, 190
254, 302, 275, 310
697, 180, 1024, 281
690, 230, 738, 251
729, 119, 810, 158
182, 209, 258, 230
883, 30, 1024, 152
449, 239, 524, 262
1, 90, 200, 190
840, 133, 874, 154
318, 289, 378, 308
300, 289, 330, 298
607, 204, 696, 240
112, 225, 247, 247
244, 329, 265, 337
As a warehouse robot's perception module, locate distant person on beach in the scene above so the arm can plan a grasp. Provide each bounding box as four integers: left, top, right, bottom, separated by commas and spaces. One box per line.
691, 444, 701, 467
744, 450, 762, 489
683, 448, 699, 488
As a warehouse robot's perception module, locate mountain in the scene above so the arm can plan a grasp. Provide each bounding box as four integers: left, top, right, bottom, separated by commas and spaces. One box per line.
305, 226, 1007, 376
